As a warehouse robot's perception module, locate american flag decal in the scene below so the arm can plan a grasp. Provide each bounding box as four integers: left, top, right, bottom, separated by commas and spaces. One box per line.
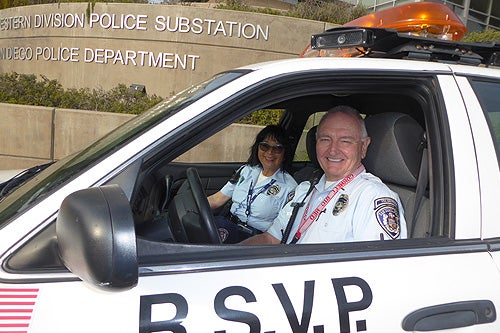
0, 288, 39, 333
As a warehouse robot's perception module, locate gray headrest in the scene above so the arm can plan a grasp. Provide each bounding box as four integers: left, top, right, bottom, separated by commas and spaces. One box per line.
363, 113, 425, 187
306, 125, 318, 166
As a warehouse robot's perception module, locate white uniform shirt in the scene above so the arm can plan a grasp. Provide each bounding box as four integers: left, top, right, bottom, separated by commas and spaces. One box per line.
221, 165, 297, 232
268, 170, 407, 243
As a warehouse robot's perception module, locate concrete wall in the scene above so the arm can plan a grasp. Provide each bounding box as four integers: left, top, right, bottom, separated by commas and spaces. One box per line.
0, 103, 134, 169
0, 3, 333, 169
0, 3, 333, 98
0, 103, 267, 169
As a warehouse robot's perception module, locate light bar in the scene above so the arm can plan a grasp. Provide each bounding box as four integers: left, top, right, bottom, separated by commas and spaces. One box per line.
300, 2, 468, 58
344, 2, 466, 41
311, 28, 374, 50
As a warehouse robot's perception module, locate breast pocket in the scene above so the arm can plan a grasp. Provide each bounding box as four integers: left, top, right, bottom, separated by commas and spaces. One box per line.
317, 208, 351, 237
252, 193, 282, 220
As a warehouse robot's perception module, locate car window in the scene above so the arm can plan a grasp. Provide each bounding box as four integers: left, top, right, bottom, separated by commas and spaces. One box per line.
294, 112, 325, 162
174, 109, 284, 163
5, 72, 451, 275
0, 70, 248, 225
469, 78, 500, 164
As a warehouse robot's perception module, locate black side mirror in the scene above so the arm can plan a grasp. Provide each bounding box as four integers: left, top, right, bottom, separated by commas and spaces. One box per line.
56, 185, 138, 290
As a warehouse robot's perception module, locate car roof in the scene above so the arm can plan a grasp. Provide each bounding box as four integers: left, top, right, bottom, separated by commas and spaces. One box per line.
240, 57, 455, 74
238, 57, 500, 81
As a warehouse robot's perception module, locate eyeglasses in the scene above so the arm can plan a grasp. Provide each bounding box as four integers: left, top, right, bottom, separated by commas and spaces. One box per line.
258, 142, 284, 154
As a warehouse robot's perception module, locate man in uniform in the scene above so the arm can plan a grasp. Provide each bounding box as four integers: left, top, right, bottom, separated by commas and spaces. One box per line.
241, 105, 407, 244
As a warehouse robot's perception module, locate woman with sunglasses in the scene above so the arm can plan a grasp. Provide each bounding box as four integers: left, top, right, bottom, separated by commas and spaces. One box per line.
208, 125, 297, 243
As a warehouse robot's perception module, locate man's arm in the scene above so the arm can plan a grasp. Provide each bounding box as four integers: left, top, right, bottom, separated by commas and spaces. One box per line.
239, 232, 280, 245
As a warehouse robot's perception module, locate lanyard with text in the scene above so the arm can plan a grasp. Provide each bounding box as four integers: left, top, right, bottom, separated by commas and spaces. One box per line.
290, 165, 365, 244
245, 178, 276, 221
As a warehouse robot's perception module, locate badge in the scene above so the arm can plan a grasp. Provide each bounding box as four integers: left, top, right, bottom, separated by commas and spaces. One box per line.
286, 190, 295, 204
218, 228, 229, 242
332, 194, 349, 216
267, 184, 281, 196
374, 197, 400, 239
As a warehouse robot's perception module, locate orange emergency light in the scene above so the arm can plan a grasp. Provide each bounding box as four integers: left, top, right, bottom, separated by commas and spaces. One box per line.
301, 2, 467, 58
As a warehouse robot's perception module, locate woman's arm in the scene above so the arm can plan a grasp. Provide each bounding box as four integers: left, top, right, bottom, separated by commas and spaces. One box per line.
207, 191, 231, 209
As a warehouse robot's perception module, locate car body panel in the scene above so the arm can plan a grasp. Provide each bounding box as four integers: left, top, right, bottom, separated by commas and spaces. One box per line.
437, 74, 481, 239
0, 54, 499, 332
0, 169, 24, 183
8, 247, 500, 333
453, 75, 500, 239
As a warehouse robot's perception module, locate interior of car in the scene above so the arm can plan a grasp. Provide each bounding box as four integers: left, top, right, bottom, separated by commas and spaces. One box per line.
130, 83, 436, 246
4, 74, 448, 274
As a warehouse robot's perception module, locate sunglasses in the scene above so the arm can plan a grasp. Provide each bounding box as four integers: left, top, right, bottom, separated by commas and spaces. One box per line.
258, 142, 285, 154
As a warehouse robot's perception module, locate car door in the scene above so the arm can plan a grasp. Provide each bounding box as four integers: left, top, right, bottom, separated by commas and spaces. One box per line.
456, 73, 500, 277
130, 66, 500, 332
3, 63, 500, 333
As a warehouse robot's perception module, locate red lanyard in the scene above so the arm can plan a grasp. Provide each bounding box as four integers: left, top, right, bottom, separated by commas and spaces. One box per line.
292, 165, 365, 243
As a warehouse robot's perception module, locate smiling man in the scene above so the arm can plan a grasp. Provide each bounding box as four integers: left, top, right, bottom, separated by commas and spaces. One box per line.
241, 105, 407, 245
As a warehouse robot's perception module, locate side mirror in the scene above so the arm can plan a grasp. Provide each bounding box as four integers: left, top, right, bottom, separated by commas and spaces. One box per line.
56, 185, 138, 290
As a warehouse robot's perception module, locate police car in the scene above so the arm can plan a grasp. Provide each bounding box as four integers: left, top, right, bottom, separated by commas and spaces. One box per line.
0, 3, 499, 332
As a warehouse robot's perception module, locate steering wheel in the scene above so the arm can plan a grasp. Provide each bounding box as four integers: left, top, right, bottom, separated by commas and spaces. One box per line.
168, 167, 221, 244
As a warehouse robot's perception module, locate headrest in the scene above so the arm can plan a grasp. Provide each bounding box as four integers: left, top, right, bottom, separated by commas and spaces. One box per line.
306, 125, 318, 166
363, 113, 425, 187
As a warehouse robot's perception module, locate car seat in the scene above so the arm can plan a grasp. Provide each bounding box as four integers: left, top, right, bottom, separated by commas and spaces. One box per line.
293, 125, 323, 183
363, 112, 430, 238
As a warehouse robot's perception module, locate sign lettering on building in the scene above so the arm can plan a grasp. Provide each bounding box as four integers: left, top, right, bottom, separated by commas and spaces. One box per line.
0, 11, 270, 71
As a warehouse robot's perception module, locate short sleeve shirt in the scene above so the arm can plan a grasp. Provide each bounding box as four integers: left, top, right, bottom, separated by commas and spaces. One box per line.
268, 171, 407, 243
220, 165, 297, 232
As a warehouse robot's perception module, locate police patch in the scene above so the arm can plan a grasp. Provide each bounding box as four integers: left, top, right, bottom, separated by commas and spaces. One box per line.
218, 228, 229, 243
374, 197, 397, 209
374, 197, 400, 239
267, 184, 281, 196
332, 194, 349, 216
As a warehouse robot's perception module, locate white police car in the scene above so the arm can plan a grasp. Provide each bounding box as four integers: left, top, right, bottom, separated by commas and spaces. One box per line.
0, 4, 499, 332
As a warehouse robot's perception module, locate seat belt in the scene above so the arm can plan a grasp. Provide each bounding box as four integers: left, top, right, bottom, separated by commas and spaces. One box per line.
410, 133, 428, 238
280, 169, 322, 244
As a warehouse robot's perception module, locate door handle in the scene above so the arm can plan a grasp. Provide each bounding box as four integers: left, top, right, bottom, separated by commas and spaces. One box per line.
402, 300, 496, 331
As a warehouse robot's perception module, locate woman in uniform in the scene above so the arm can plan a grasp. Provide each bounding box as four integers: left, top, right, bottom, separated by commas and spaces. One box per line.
208, 125, 297, 243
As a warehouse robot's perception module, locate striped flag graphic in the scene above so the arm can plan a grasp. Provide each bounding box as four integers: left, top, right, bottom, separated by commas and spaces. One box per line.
0, 288, 39, 333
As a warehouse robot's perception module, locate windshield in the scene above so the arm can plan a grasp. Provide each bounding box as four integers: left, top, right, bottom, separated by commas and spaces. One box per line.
0, 70, 247, 226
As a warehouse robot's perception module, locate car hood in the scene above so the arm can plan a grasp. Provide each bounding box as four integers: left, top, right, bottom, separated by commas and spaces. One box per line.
0, 169, 25, 183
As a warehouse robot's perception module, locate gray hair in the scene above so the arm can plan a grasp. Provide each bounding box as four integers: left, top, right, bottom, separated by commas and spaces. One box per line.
318, 105, 368, 139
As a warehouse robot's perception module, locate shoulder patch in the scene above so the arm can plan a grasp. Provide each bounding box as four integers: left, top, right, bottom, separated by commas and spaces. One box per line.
374, 197, 400, 239
374, 197, 397, 209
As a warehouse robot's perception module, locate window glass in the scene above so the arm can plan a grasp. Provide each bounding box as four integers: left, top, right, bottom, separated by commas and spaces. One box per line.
294, 112, 325, 162
469, 79, 500, 164
174, 109, 284, 163
0, 70, 247, 224
470, 0, 491, 14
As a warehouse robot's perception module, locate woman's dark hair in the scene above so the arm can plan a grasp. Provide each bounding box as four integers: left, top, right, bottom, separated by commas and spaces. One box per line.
247, 125, 293, 172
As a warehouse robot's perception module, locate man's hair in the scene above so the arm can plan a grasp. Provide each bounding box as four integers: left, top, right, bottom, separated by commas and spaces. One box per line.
318, 105, 368, 139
